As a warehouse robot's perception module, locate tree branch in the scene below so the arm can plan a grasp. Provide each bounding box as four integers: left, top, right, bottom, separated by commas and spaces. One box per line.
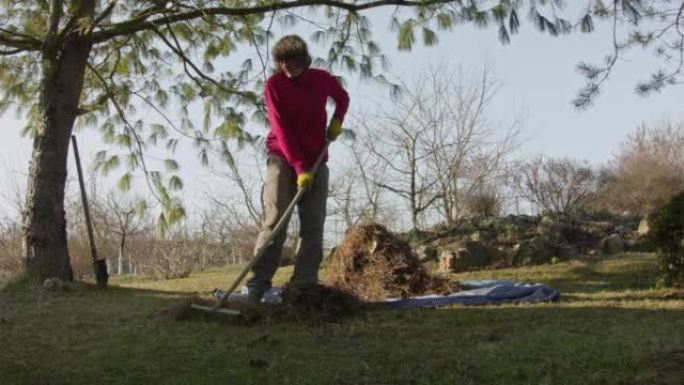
92, 0, 457, 44
0, 47, 27, 55
152, 26, 253, 100
86, 61, 164, 204
573, 1, 621, 108
372, 180, 411, 200
130, 91, 201, 142
93, 0, 119, 28
416, 192, 442, 213
0, 29, 42, 50
46, 0, 64, 44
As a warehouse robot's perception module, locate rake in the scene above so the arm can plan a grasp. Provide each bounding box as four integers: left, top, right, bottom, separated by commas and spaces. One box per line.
189, 142, 330, 316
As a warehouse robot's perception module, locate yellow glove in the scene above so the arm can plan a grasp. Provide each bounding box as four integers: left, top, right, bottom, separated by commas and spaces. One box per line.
297, 171, 314, 189
327, 119, 342, 141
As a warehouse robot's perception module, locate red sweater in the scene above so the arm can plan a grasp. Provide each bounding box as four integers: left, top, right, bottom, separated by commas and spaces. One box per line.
264, 68, 350, 175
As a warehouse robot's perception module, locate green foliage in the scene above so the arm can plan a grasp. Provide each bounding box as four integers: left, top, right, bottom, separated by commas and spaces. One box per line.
397, 20, 415, 50
117, 173, 132, 192
649, 190, 684, 288
2, 0, 678, 239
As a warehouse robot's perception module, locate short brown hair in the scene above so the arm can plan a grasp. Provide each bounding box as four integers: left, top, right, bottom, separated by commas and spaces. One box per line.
272, 35, 312, 70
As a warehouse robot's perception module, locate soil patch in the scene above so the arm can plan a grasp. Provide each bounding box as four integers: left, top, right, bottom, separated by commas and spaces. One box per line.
154, 283, 366, 325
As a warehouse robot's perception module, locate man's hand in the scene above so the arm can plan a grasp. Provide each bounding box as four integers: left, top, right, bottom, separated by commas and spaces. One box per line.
297, 171, 314, 189
327, 119, 342, 141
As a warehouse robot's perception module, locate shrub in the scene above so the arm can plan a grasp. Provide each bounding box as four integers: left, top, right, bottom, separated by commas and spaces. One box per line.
464, 185, 503, 218
595, 122, 684, 215
0, 220, 22, 280
147, 239, 198, 279
649, 190, 684, 288
512, 156, 597, 216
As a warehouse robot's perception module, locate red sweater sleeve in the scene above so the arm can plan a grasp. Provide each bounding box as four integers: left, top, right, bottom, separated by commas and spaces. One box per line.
326, 74, 350, 122
264, 79, 307, 174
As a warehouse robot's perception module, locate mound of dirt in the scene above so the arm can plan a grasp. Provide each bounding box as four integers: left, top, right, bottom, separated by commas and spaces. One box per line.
154, 284, 366, 325
323, 223, 457, 300
273, 282, 366, 323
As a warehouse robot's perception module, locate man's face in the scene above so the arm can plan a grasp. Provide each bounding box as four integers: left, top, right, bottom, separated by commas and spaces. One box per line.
279, 59, 304, 79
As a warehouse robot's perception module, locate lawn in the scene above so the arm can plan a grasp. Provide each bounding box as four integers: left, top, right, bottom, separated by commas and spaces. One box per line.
1, 253, 682, 385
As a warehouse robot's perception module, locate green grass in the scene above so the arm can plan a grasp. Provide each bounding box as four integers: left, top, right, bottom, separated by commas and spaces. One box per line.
1, 253, 682, 385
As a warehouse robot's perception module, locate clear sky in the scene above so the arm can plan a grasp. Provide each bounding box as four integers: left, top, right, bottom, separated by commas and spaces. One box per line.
2, 8, 684, 218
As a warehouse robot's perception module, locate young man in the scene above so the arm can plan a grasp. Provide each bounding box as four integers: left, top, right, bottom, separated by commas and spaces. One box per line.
246, 35, 350, 303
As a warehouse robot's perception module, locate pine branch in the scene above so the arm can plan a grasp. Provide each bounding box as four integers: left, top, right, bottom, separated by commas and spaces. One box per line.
86, 61, 164, 205
573, 1, 621, 108
152, 26, 252, 100
93, 0, 119, 28
0, 47, 27, 55
0, 28, 42, 50
76, 93, 109, 115
92, 0, 458, 44
130, 91, 200, 142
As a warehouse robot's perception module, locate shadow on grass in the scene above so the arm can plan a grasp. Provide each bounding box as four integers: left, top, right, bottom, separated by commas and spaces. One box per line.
523, 255, 660, 295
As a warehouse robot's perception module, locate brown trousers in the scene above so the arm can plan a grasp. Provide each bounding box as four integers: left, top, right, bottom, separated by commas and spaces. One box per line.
246, 155, 329, 298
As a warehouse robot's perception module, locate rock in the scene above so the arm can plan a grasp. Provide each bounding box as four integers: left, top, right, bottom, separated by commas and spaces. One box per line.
438, 249, 457, 273
614, 225, 630, 237
437, 241, 505, 272
415, 245, 437, 263
462, 240, 506, 270
470, 230, 496, 243
555, 244, 578, 260
511, 236, 557, 265
461, 241, 491, 269
536, 216, 563, 243
623, 239, 641, 251
451, 248, 471, 272
637, 219, 650, 237
42, 277, 67, 290
600, 234, 624, 255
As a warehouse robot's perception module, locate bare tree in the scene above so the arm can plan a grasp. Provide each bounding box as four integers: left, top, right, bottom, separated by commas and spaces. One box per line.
328, 133, 390, 228
146, 231, 198, 280
0, 214, 21, 278
199, 141, 266, 264
98, 192, 150, 275
356, 86, 443, 230
0, 161, 27, 219
595, 121, 684, 215
423, 66, 521, 224
0, 161, 25, 276
512, 156, 597, 216
212, 141, 266, 228
355, 65, 520, 229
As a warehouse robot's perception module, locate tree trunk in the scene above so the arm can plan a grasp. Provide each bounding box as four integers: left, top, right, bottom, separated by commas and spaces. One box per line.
22, 1, 95, 282
128, 253, 134, 275
118, 233, 126, 275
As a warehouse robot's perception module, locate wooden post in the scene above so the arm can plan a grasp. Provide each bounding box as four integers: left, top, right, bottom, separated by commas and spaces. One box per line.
71, 135, 108, 286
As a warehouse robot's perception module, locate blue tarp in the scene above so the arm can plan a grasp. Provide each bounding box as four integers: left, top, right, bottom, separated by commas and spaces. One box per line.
382, 280, 560, 308
216, 279, 560, 307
